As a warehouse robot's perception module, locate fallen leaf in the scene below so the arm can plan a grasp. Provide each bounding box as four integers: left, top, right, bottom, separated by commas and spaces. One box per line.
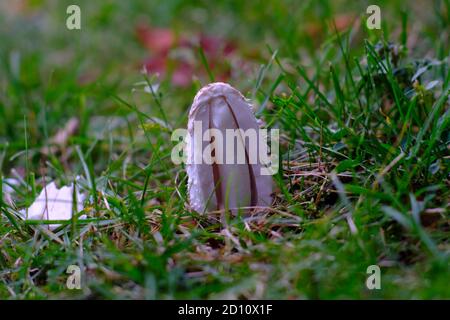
41, 117, 79, 155
136, 24, 176, 54
138, 24, 239, 87
199, 34, 236, 57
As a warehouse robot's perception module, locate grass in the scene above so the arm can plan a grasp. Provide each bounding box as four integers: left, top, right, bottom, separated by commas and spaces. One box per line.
0, 0, 449, 299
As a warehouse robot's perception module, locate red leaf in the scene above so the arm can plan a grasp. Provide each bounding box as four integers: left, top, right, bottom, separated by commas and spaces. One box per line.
136, 24, 176, 54
143, 55, 167, 75
199, 35, 236, 57
172, 62, 194, 87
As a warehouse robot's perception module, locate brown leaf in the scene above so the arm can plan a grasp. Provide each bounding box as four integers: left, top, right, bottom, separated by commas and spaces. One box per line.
41, 117, 79, 155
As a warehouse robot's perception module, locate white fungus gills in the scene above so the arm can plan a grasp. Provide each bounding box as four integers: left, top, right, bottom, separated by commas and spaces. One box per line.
186, 82, 272, 213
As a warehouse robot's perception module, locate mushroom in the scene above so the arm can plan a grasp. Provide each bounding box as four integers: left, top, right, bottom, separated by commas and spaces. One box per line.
186, 82, 273, 214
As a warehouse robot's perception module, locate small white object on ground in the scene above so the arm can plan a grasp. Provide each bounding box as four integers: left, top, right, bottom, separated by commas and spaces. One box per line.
20, 181, 86, 230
